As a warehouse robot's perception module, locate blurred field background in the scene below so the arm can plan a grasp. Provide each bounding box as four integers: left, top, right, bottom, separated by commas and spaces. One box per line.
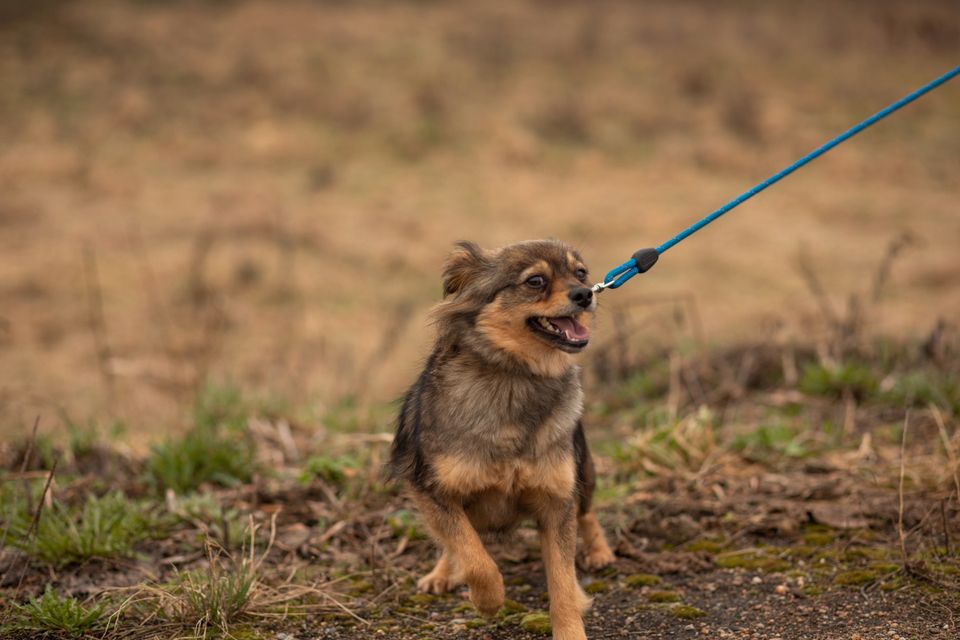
1, 0, 958, 442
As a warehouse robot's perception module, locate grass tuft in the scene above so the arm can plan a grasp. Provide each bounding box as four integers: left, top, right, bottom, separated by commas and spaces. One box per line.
616, 408, 717, 476
733, 422, 813, 462
299, 454, 361, 487
172, 492, 248, 547
6, 490, 163, 567
799, 362, 878, 400
7, 585, 105, 638
146, 384, 256, 494
122, 519, 326, 639
127, 542, 262, 638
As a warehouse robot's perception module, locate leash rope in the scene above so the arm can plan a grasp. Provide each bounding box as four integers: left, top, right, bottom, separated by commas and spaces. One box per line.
594, 65, 960, 293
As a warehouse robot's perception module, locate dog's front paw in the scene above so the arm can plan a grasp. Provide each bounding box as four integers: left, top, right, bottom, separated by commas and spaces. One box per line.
580, 542, 616, 570
417, 564, 452, 594
467, 568, 505, 616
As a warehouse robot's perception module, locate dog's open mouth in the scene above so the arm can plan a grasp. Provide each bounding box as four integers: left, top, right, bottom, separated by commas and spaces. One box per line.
527, 315, 590, 352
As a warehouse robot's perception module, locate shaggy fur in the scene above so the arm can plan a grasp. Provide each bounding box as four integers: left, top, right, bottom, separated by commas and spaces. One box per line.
390, 239, 615, 640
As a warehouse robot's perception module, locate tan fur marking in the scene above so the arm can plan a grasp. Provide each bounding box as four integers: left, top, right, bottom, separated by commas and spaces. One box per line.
434, 454, 576, 499
536, 455, 577, 498
476, 302, 573, 378
412, 493, 505, 615
540, 507, 590, 640
520, 260, 552, 283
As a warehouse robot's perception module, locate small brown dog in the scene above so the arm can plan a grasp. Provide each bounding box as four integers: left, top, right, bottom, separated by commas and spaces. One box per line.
390, 239, 614, 640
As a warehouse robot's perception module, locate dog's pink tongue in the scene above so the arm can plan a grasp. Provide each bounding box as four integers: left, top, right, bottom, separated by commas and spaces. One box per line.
552, 317, 589, 341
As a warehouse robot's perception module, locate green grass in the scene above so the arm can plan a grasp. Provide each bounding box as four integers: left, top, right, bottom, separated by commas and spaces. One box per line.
733, 422, 812, 461
6, 586, 105, 638
172, 493, 248, 546
386, 508, 426, 540
799, 361, 959, 412
298, 453, 362, 487
799, 362, 879, 400
145, 383, 256, 493
63, 418, 126, 459
884, 371, 960, 413
5, 490, 164, 567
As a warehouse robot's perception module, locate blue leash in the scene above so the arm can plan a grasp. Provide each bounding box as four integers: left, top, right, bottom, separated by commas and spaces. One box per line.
594, 65, 960, 292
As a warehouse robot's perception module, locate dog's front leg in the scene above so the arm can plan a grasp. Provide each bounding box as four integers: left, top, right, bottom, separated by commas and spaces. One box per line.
412, 492, 505, 615
538, 497, 590, 640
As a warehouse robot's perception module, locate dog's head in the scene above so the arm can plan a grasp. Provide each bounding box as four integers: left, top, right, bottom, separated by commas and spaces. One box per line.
434, 239, 595, 376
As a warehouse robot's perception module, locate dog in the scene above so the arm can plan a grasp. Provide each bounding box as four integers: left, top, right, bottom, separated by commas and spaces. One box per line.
390, 239, 615, 640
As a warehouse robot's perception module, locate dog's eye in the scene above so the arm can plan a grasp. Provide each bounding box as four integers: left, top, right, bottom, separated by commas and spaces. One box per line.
525, 275, 546, 289
575, 268, 587, 281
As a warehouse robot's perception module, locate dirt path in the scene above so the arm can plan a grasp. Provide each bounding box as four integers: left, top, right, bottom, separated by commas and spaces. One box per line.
306, 468, 959, 639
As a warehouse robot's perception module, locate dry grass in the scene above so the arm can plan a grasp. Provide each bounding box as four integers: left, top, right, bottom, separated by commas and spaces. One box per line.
108, 517, 352, 639
0, 0, 958, 443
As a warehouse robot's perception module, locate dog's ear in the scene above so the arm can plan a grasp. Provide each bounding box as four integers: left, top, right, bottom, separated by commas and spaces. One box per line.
442, 241, 490, 298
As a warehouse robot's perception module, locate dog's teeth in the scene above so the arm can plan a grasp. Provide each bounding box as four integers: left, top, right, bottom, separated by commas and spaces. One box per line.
536, 317, 565, 335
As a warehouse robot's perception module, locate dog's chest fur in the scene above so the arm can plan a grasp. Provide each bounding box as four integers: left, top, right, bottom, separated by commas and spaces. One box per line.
417, 347, 583, 517
432, 350, 582, 459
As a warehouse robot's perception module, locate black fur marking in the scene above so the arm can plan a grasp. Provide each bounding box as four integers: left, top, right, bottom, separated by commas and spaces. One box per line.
573, 420, 595, 516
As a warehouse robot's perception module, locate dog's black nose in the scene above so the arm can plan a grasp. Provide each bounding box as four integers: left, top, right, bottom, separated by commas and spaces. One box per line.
569, 287, 593, 308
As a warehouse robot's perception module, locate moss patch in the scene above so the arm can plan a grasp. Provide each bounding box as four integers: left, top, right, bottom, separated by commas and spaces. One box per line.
833, 570, 877, 586
498, 599, 528, 617
647, 590, 681, 603
670, 604, 706, 619
715, 550, 790, 572
802, 531, 835, 546
584, 580, 609, 594
684, 539, 726, 553
871, 563, 900, 574
519, 612, 552, 635
624, 573, 661, 588
451, 602, 475, 614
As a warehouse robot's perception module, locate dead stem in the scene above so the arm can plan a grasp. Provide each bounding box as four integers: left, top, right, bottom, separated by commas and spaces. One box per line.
14, 456, 58, 597
931, 403, 960, 502
82, 245, 116, 409
897, 411, 909, 571
0, 416, 40, 551
941, 499, 952, 557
